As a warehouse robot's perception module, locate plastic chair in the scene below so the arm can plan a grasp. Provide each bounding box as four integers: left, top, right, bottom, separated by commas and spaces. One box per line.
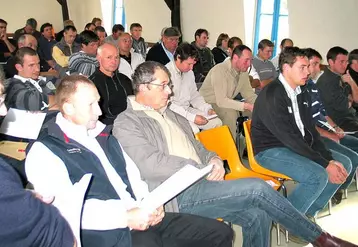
195, 125, 280, 187
243, 120, 292, 245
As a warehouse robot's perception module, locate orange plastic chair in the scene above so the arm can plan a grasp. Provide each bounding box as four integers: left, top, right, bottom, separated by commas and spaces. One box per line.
195, 125, 280, 187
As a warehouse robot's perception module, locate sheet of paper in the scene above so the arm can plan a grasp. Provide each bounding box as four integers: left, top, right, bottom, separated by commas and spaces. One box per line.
205, 114, 218, 120
53, 174, 92, 247
140, 164, 213, 212
0, 108, 46, 139
0, 141, 28, 160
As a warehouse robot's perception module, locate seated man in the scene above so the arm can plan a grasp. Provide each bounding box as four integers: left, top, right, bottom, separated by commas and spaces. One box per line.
146, 27, 180, 65
199, 45, 256, 138
94, 26, 106, 46
5, 47, 56, 111
38, 23, 57, 72
69, 30, 99, 77
0, 19, 16, 63
52, 25, 81, 69
316, 46, 358, 136
271, 38, 293, 70
252, 47, 351, 218
166, 42, 222, 134
55, 20, 75, 42
118, 32, 144, 79
348, 49, 358, 84
25, 74, 234, 247
4, 34, 38, 79
252, 39, 278, 94
191, 29, 215, 83
13, 18, 41, 41
105, 24, 124, 47
130, 23, 148, 59
305, 47, 358, 204
0, 74, 76, 247
113, 61, 357, 247
89, 43, 133, 125
84, 23, 96, 32
211, 33, 229, 64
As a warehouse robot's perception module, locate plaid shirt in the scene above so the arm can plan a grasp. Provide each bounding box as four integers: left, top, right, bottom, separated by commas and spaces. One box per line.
279, 74, 305, 137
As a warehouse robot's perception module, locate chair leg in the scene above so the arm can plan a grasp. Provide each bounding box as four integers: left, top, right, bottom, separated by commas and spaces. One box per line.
344, 189, 348, 199
328, 199, 332, 215
277, 223, 281, 246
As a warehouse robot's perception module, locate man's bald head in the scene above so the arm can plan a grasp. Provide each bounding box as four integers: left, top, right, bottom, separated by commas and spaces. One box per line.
17, 34, 38, 50
97, 43, 120, 75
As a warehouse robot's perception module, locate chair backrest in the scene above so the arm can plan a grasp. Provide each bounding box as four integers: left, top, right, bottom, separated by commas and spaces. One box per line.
243, 120, 291, 180
195, 125, 280, 181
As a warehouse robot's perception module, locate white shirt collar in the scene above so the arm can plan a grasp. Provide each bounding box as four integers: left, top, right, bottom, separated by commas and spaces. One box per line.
279, 73, 301, 96
55, 112, 106, 139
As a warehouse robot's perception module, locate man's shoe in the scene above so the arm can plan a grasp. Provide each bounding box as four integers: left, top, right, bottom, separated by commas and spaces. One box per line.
312, 231, 358, 247
332, 190, 344, 206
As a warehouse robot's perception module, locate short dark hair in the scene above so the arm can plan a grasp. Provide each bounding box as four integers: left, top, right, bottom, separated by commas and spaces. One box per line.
94, 26, 106, 33
326, 46, 348, 62
132, 61, 171, 94
79, 30, 99, 45
15, 47, 38, 66
232, 45, 252, 59
349, 49, 358, 64
163, 27, 181, 37
112, 24, 125, 33
303, 48, 322, 61
258, 39, 274, 50
228, 37, 243, 49
194, 29, 209, 40
174, 42, 198, 61
91, 18, 102, 24
40, 23, 52, 33
0, 19, 7, 25
216, 33, 229, 47
64, 25, 77, 33
280, 38, 293, 47
278, 46, 306, 72
26, 18, 37, 29
130, 23, 142, 30
84, 23, 95, 30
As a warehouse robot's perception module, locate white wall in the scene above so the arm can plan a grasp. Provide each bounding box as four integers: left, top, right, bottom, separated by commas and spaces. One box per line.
180, 0, 245, 48
2, 0, 63, 33
288, 0, 358, 62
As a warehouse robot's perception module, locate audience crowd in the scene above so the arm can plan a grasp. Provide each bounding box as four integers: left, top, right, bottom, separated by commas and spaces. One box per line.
0, 15, 358, 247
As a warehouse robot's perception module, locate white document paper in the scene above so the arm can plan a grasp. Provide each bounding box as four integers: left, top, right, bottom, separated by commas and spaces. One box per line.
140, 164, 213, 212
53, 174, 92, 247
205, 114, 218, 120
0, 108, 46, 139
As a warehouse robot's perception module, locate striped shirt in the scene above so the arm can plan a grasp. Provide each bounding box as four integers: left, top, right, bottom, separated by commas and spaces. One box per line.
279, 74, 305, 136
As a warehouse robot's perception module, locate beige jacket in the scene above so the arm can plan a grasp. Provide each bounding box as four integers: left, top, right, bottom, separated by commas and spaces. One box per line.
199, 59, 257, 111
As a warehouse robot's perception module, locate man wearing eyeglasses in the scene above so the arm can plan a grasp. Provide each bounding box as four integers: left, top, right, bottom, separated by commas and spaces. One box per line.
146, 27, 181, 65
89, 43, 134, 125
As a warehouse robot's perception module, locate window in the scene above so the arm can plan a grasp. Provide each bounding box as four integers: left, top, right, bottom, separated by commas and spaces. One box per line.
113, 0, 126, 29
253, 0, 289, 56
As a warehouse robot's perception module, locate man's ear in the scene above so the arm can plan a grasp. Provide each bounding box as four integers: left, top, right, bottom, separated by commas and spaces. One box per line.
62, 102, 74, 116
138, 83, 148, 93
282, 63, 290, 73
15, 64, 23, 72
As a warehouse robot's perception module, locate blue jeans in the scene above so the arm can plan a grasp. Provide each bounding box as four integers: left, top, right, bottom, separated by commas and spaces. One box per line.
322, 136, 358, 189
255, 147, 352, 217
177, 178, 322, 247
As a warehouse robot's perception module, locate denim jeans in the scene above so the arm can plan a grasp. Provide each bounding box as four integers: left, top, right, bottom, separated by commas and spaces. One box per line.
255, 147, 352, 217
322, 136, 358, 189
177, 178, 322, 247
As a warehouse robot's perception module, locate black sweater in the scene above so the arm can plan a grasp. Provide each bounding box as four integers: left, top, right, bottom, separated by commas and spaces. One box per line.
0, 158, 74, 246
146, 42, 170, 65
251, 78, 333, 168
89, 69, 134, 125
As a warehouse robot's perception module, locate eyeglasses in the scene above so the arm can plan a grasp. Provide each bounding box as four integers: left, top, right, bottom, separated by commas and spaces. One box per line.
148, 81, 173, 91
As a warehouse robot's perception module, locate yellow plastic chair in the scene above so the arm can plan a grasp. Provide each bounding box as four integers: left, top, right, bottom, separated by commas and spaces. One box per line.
195, 125, 280, 187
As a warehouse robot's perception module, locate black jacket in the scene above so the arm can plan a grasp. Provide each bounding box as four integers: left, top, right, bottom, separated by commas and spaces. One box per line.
89, 69, 134, 125
146, 42, 170, 65
251, 78, 333, 168
212, 47, 228, 64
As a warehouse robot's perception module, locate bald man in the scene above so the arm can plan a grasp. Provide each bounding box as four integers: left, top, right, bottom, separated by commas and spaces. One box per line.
118, 32, 144, 79
89, 43, 134, 125
4, 34, 38, 78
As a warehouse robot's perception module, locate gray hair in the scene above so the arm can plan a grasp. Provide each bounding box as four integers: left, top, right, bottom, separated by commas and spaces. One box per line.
132, 61, 171, 94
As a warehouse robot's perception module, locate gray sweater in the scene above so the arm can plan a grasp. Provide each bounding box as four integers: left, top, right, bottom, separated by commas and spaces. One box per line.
113, 98, 216, 212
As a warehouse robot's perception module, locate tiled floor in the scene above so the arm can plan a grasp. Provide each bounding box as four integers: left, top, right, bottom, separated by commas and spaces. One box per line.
233, 183, 358, 246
